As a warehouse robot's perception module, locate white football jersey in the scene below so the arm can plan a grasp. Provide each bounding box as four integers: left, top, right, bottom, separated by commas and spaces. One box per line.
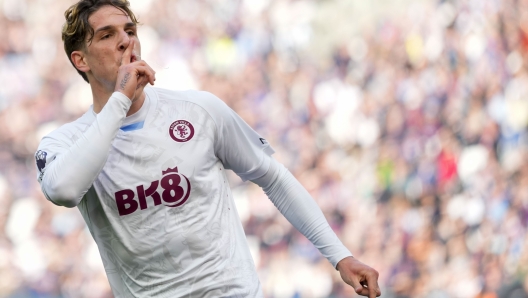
37, 88, 274, 297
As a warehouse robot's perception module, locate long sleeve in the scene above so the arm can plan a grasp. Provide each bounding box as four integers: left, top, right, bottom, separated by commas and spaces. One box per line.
37, 92, 132, 207
251, 158, 353, 268
188, 91, 350, 267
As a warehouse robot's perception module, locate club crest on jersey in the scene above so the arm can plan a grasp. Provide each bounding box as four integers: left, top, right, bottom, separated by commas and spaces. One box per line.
114, 167, 192, 216
169, 120, 194, 142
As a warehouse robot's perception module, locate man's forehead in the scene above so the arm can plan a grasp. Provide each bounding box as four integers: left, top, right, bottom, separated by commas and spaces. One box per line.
89, 5, 133, 30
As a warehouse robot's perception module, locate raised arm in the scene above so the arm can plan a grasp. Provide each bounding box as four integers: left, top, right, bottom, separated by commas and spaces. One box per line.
37, 39, 155, 207
38, 92, 131, 207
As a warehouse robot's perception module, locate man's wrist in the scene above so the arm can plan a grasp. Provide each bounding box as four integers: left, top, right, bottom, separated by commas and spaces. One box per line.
336, 256, 355, 271
112, 91, 132, 102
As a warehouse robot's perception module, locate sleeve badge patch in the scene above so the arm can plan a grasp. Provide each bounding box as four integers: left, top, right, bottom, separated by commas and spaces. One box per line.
35, 150, 48, 173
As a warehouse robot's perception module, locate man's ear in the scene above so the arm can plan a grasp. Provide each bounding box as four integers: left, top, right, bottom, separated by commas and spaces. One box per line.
71, 50, 90, 73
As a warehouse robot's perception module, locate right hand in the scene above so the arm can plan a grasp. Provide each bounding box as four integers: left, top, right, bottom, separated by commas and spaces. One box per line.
114, 39, 156, 101
336, 256, 381, 298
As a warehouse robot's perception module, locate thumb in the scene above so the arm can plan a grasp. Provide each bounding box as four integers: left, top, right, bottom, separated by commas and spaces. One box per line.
348, 275, 363, 294
356, 286, 364, 294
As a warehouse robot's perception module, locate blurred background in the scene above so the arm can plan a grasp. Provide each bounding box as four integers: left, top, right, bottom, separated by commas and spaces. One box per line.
1, 0, 528, 297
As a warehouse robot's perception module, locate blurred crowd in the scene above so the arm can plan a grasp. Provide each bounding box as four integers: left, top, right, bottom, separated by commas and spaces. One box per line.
1, 0, 528, 297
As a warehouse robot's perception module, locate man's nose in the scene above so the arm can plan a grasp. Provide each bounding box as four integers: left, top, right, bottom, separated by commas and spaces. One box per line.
118, 33, 131, 51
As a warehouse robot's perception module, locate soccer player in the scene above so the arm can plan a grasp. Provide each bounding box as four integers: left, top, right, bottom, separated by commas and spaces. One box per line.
35, 0, 381, 297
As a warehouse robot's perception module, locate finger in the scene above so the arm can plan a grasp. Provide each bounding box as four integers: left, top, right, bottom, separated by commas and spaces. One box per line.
133, 65, 154, 81
148, 66, 156, 85
136, 75, 149, 90
121, 39, 135, 66
146, 64, 156, 85
130, 60, 156, 85
142, 64, 155, 85
356, 287, 370, 297
139, 61, 156, 85
142, 67, 156, 86
365, 273, 380, 298
346, 275, 364, 295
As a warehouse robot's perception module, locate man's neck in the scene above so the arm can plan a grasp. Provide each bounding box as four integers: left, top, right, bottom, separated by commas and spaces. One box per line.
91, 84, 145, 117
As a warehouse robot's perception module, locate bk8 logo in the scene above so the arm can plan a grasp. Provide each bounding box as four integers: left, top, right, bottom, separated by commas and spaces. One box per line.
114, 167, 191, 216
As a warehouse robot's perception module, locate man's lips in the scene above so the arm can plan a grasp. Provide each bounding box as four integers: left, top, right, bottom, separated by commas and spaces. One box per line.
131, 54, 138, 63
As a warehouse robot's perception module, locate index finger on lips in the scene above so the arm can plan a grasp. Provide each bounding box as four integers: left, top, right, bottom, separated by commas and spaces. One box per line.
121, 39, 134, 66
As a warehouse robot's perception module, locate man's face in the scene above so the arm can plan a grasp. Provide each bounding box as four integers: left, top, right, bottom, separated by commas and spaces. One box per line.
82, 5, 140, 88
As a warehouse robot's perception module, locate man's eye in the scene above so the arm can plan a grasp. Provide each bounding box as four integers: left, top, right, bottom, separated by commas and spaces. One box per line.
127, 31, 135, 36
101, 34, 110, 40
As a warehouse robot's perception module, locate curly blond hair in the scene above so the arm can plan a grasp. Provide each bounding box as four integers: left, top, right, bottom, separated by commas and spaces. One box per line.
62, 0, 139, 83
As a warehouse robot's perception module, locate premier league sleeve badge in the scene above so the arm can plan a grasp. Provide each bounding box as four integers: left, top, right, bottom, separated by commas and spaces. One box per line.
35, 150, 48, 174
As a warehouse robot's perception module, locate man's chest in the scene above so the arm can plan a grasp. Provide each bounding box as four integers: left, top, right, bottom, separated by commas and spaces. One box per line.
94, 117, 220, 217
107, 111, 216, 174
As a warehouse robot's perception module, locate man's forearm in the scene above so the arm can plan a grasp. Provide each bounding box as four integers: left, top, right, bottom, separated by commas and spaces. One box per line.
41, 92, 131, 207
252, 158, 353, 268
